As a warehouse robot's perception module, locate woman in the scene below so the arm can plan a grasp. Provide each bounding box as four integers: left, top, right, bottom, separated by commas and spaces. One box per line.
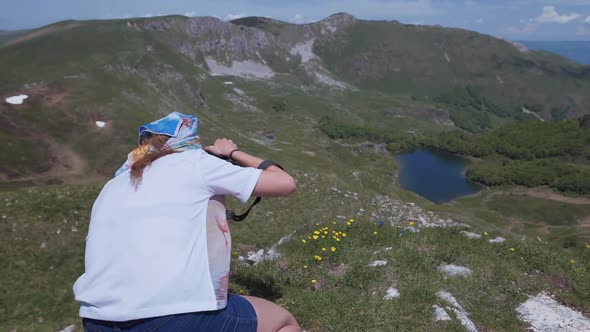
73, 112, 300, 331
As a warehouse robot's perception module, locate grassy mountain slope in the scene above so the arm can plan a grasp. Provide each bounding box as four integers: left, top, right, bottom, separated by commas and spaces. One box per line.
1, 14, 590, 331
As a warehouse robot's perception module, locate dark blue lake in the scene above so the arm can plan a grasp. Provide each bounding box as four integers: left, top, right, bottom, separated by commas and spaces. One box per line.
395, 149, 481, 203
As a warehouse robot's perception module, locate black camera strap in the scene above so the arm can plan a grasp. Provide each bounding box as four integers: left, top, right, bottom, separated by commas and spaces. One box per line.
226, 160, 284, 222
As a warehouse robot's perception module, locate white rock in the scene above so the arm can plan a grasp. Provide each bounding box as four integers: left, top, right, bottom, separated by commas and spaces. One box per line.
5, 94, 28, 105
266, 232, 294, 260
367, 260, 387, 267
223, 81, 234, 85
439, 264, 473, 277
57, 324, 76, 332
516, 293, 590, 331
489, 237, 506, 243
247, 249, 264, 264
438, 290, 478, 332
373, 247, 393, 254
95, 121, 106, 128
433, 305, 452, 321
461, 231, 482, 239
384, 287, 400, 300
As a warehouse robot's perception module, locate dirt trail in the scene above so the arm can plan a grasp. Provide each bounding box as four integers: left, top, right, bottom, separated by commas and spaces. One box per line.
0, 133, 87, 185
523, 187, 590, 205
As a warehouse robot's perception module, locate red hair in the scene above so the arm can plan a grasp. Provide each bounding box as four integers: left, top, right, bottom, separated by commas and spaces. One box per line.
130, 133, 176, 189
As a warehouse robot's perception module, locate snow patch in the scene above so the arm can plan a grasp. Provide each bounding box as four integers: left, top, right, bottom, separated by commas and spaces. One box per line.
439, 264, 473, 277
461, 231, 482, 239
206, 57, 275, 79
5, 94, 28, 105
384, 287, 400, 300
522, 106, 545, 122
516, 293, 590, 331
95, 121, 106, 128
367, 260, 387, 267
438, 290, 478, 332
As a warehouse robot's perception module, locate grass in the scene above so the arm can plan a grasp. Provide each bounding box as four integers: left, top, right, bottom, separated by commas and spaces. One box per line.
488, 194, 590, 226
2, 179, 590, 331
230, 218, 590, 331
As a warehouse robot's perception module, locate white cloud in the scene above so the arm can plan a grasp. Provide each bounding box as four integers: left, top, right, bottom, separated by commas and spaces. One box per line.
184, 11, 195, 17
533, 6, 582, 24
291, 14, 304, 23
225, 13, 247, 21
508, 22, 538, 34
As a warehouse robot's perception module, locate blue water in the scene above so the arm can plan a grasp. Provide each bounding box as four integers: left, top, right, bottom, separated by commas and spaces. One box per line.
395, 149, 480, 203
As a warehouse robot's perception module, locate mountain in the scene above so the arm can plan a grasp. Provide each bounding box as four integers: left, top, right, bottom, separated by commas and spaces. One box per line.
518, 40, 590, 65
2, 14, 590, 332
1, 13, 589, 184
0, 29, 30, 44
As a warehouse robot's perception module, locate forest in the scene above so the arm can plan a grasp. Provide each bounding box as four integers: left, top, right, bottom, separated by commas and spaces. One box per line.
319, 116, 590, 194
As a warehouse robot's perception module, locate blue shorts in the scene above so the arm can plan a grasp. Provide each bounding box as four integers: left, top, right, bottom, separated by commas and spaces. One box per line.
82, 294, 258, 332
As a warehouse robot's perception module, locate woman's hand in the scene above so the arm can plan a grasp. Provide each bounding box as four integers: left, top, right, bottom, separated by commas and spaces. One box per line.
204, 138, 238, 158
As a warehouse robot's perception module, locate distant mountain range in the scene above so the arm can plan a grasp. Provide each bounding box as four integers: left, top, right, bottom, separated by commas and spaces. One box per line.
518, 40, 590, 65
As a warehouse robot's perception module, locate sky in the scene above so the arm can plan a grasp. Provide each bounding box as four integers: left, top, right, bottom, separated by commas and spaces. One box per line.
2, 0, 590, 41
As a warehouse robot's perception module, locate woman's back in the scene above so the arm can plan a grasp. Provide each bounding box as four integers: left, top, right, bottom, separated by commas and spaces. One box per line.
74, 149, 261, 321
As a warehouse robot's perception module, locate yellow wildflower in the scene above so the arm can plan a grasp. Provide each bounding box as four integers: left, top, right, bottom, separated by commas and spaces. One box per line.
346, 222, 352, 226
323, 231, 329, 235
586, 244, 590, 249
333, 221, 337, 225
509, 247, 515, 252
302, 239, 307, 244
342, 233, 347, 237
321, 236, 326, 239
484, 232, 489, 236
349, 219, 355, 222
374, 231, 378, 235
312, 235, 319, 240
311, 279, 317, 284
322, 247, 326, 251
331, 246, 336, 252
314, 255, 323, 261
409, 221, 415, 226
336, 238, 341, 242
316, 223, 320, 226
314, 230, 320, 235
239, 290, 245, 294
570, 259, 576, 264
304, 265, 308, 269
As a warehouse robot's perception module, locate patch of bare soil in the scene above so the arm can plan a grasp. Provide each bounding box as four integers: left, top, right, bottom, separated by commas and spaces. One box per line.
523, 187, 590, 205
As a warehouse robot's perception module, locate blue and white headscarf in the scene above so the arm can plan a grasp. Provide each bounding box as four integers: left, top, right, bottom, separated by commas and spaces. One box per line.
115, 112, 202, 176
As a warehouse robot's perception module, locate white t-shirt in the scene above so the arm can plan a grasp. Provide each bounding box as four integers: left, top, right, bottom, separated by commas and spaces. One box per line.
73, 150, 262, 321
